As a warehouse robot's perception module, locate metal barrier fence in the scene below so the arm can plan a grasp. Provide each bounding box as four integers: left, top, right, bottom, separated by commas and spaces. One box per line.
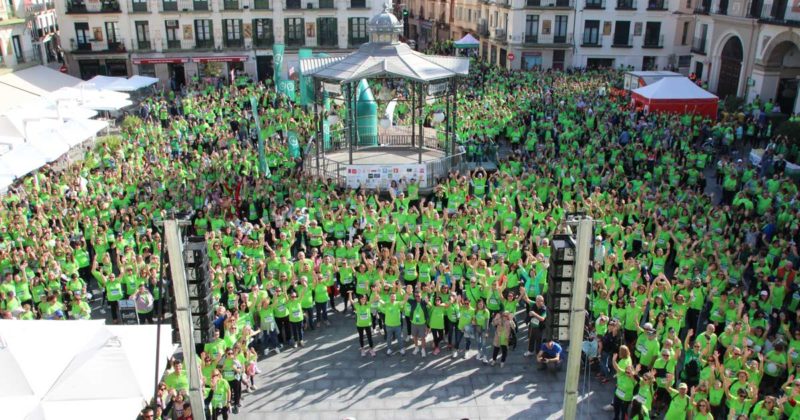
326, 132, 447, 152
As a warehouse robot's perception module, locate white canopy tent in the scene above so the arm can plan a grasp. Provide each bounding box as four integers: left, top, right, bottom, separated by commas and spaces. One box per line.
0, 320, 175, 420
82, 75, 158, 92
47, 87, 133, 112
0, 144, 48, 178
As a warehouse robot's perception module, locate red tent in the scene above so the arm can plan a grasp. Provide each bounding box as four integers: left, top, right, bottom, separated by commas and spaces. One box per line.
631, 77, 719, 119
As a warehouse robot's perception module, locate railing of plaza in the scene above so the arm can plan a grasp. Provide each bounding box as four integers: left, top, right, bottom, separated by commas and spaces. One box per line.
326, 133, 448, 152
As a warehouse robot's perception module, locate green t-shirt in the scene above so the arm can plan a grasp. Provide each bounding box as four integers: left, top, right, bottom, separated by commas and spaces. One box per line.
354, 303, 372, 327
615, 372, 636, 402
383, 301, 404, 327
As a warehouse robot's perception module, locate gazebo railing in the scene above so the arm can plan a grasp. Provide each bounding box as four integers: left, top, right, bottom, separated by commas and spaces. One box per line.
325, 133, 447, 152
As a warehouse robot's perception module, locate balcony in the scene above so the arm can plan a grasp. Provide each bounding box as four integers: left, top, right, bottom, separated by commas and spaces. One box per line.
287, 37, 306, 47
642, 34, 664, 48
286, 0, 302, 8
70, 38, 92, 51
497, 0, 511, 7
253, 37, 274, 47
612, 35, 633, 47
25, 2, 56, 13
195, 38, 215, 48
759, 2, 800, 26
694, 1, 710, 13
223, 38, 244, 48
136, 39, 152, 50
584, 0, 605, 8
66, 0, 122, 13
478, 21, 490, 36
129, 0, 149, 12
193, 0, 209, 10
615, 0, 636, 9
107, 39, 126, 52
350, 0, 366, 8
165, 39, 182, 49
524, 34, 538, 43
222, 0, 241, 10
581, 34, 603, 46
646, 0, 668, 9
527, 33, 573, 45
691, 36, 707, 54
254, 0, 270, 8
319, 0, 335, 8
493, 28, 507, 42
526, 0, 574, 7
161, 0, 178, 11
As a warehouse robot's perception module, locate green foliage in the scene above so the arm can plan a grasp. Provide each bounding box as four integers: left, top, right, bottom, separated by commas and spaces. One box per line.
96, 135, 123, 152
120, 115, 143, 136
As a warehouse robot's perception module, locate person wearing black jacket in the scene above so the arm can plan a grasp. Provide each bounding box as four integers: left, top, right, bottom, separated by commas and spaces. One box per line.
598, 318, 622, 383
407, 290, 430, 358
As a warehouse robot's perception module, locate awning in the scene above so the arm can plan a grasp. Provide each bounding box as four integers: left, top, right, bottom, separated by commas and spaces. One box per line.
132, 57, 189, 65
192, 56, 247, 63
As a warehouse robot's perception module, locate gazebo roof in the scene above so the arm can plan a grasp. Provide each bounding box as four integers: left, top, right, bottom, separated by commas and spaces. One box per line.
300, 4, 469, 83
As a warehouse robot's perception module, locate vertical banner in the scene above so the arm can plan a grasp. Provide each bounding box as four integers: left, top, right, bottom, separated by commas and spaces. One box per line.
250, 96, 270, 177
322, 91, 331, 150
278, 80, 296, 102
287, 131, 301, 158
273, 43, 285, 85
298, 48, 314, 106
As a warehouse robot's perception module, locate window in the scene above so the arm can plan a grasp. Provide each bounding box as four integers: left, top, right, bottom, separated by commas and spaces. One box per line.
553, 50, 565, 70
11, 35, 22, 61
681, 22, 689, 45
349, 17, 368, 45
165, 20, 180, 49
254, 0, 270, 9
138, 64, 156, 77
135, 21, 150, 50
678, 55, 691, 67
644, 22, 661, 47
194, 0, 209, 10
350, 0, 366, 7
613, 21, 631, 46
253, 19, 274, 47
317, 18, 338, 47
132, 0, 148, 11
105, 21, 121, 50
223, 19, 243, 47
162, 0, 178, 11
75, 22, 90, 50
554, 15, 568, 43
582, 20, 600, 45
285, 18, 305, 47
525, 15, 538, 43
319, 0, 334, 7
195, 19, 214, 48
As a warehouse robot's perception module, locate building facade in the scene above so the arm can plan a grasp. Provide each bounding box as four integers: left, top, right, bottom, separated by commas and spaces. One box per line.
690, 0, 800, 113
0, 0, 59, 72
55, 0, 383, 83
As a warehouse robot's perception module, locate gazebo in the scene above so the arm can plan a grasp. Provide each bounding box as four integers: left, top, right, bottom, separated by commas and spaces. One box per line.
300, 4, 469, 188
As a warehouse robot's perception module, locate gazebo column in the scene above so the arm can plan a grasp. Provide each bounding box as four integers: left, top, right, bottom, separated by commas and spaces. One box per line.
418, 83, 424, 164
410, 81, 416, 149
451, 78, 458, 157
348, 81, 356, 165
445, 80, 452, 157
314, 78, 322, 178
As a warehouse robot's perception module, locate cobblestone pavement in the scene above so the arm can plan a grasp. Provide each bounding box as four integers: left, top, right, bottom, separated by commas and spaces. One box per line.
239, 304, 612, 420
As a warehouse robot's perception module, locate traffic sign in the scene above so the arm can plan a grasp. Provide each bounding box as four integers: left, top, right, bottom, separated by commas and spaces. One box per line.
507, 52, 515, 61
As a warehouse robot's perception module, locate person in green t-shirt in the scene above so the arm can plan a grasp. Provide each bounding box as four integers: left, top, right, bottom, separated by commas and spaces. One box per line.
163, 359, 190, 393
609, 353, 639, 420
381, 284, 410, 355
348, 290, 378, 357
210, 369, 232, 418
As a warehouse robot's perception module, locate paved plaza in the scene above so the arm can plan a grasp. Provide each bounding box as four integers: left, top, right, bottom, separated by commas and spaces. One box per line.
239, 306, 612, 420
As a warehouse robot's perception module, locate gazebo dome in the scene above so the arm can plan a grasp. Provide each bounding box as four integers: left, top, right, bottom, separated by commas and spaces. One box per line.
368, 3, 403, 44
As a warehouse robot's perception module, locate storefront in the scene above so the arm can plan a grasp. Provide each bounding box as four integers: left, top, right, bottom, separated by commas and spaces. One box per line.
133, 57, 190, 89
192, 56, 248, 81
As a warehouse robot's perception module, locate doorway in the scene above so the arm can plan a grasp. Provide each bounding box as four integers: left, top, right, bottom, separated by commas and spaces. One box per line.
169, 63, 186, 90
777, 78, 798, 114
717, 37, 743, 99
256, 55, 274, 83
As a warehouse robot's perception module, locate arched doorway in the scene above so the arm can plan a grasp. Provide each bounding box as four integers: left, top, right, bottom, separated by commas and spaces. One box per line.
717, 37, 743, 99
764, 40, 800, 113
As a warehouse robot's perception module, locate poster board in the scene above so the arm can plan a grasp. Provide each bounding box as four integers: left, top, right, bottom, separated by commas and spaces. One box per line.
346, 164, 427, 190
118, 299, 140, 325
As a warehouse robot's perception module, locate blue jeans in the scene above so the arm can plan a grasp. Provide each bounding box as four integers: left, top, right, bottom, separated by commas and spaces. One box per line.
454, 326, 473, 351
474, 325, 487, 358
385, 325, 403, 351
600, 350, 613, 378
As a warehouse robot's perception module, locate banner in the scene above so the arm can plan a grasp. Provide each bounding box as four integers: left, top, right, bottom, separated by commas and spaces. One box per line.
250, 96, 270, 177
345, 164, 428, 190
298, 48, 314, 107
273, 43, 284, 84
278, 80, 296, 102
287, 130, 301, 159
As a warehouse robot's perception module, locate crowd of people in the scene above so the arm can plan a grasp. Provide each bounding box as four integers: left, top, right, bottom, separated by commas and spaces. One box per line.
1, 60, 799, 420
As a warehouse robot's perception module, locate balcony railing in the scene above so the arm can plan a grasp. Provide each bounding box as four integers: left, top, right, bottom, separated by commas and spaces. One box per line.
136, 39, 152, 50
66, 0, 122, 13
222, 0, 241, 9
71, 38, 93, 51
193, 0, 209, 10
286, 0, 302, 8
759, 2, 800, 25
642, 34, 664, 48
254, 0, 270, 8
107, 39, 126, 51
478, 21, 489, 36
646, 0, 667, 9
694, 1, 710, 13
253, 37, 274, 47
616, 0, 636, 9
130, 0, 149, 11
691, 36, 707, 54
584, 0, 605, 8
25, 2, 56, 13
581, 34, 603, 46
612, 34, 633, 47
165, 39, 182, 49
524, 34, 538, 43
287, 37, 306, 47
224, 38, 244, 47
319, 0, 335, 8
493, 28, 507, 41
526, 0, 574, 6
161, 0, 178, 10
350, 0, 366, 7
534, 33, 573, 44
195, 38, 215, 48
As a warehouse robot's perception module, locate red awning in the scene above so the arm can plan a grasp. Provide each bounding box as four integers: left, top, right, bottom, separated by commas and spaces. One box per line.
132, 57, 189, 64
192, 56, 247, 63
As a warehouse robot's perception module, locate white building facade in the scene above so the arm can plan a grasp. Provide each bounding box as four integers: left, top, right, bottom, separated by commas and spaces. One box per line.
55, 0, 383, 83
0, 0, 59, 72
